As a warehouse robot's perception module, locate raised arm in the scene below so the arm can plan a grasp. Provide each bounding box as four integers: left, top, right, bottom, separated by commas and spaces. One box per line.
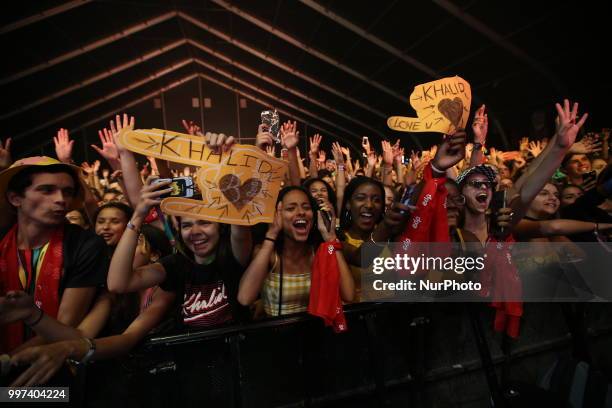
107, 178, 172, 293
205, 132, 254, 267
111, 114, 144, 208
308, 134, 322, 179
381, 140, 395, 187
470, 105, 488, 166
510, 100, 588, 224
0, 137, 13, 170
331, 142, 346, 213
54, 128, 74, 164
237, 204, 282, 306
280, 120, 302, 186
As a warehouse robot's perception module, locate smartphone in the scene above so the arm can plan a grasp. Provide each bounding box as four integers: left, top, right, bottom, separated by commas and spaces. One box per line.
489, 190, 507, 238
316, 199, 332, 232
362, 136, 369, 145
261, 110, 280, 144
152, 177, 195, 199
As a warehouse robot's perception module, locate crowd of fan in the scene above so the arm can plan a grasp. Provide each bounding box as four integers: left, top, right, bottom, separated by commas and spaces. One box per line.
0, 99, 611, 389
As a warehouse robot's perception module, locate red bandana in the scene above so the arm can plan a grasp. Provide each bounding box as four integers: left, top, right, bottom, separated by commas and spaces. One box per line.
480, 235, 523, 338
308, 240, 347, 333
396, 164, 450, 278
0, 224, 64, 352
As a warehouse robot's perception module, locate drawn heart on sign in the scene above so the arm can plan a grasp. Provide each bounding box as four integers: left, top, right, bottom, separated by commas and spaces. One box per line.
219, 174, 262, 211
437, 97, 464, 127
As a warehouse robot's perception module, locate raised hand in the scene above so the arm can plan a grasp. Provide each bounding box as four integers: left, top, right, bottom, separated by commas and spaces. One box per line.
431, 130, 467, 172
81, 162, 95, 175
309, 133, 322, 155
381, 140, 394, 166
280, 120, 299, 150
267, 202, 284, 240
181, 119, 202, 136
500, 151, 523, 161
340, 146, 351, 159
527, 140, 543, 157
265, 145, 275, 157
555, 99, 588, 149
0, 138, 12, 169
362, 137, 372, 155
569, 134, 603, 154
256, 124, 274, 150
316, 201, 337, 241
92, 128, 120, 168
331, 142, 345, 165
134, 176, 172, 220
53, 128, 74, 163
317, 150, 326, 164
205, 132, 236, 153
472, 104, 488, 144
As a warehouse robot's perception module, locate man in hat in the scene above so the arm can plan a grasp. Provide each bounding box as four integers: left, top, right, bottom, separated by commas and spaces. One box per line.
0, 157, 108, 352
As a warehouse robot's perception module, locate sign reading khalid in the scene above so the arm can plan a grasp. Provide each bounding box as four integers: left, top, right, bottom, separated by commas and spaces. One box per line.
387, 76, 472, 135
118, 128, 288, 225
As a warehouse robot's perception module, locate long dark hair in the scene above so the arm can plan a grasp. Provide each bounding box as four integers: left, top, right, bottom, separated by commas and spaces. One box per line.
339, 176, 385, 233
302, 177, 338, 213
174, 216, 231, 265
274, 186, 322, 253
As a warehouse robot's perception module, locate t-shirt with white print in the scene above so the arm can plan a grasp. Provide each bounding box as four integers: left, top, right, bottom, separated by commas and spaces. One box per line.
158, 247, 246, 329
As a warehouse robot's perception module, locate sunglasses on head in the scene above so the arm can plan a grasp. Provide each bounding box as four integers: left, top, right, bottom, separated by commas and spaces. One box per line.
466, 180, 494, 189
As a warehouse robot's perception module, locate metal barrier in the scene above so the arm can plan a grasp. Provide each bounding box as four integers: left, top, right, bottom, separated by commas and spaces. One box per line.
81, 302, 612, 407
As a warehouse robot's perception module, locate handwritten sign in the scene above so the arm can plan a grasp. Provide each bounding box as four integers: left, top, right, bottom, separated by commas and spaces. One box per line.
118, 128, 287, 225
387, 76, 471, 134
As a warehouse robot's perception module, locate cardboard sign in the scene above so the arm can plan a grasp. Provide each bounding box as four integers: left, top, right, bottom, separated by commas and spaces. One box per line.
118, 128, 287, 225
387, 76, 471, 134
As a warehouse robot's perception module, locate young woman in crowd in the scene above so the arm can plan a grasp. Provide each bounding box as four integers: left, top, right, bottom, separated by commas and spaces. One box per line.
237, 186, 354, 316
94, 202, 133, 249
106, 134, 253, 329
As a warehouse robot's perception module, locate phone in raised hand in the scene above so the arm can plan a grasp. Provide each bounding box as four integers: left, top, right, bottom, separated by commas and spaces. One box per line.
261, 110, 280, 144
489, 189, 507, 238
151, 177, 195, 199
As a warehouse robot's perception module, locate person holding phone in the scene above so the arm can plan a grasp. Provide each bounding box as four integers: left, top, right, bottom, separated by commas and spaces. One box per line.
238, 186, 354, 320
107, 133, 253, 330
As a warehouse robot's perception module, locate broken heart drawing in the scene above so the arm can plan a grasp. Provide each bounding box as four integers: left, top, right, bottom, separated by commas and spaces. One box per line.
387, 76, 471, 134
219, 174, 262, 211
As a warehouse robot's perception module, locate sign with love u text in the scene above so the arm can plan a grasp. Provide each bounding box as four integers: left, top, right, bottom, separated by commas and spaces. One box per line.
387, 76, 471, 135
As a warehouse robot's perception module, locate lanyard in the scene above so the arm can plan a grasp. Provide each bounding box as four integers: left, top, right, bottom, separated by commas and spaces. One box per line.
17, 247, 42, 295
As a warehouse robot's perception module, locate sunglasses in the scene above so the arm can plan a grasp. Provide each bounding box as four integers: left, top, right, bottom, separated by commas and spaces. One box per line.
466, 180, 494, 189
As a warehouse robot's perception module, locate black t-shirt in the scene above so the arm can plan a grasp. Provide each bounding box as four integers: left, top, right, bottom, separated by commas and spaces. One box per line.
60, 223, 109, 294
0, 223, 108, 296
158, 247, 248, 329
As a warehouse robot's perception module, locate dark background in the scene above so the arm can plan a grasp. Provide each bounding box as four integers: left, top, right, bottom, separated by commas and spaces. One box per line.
1, 0, 610, 163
